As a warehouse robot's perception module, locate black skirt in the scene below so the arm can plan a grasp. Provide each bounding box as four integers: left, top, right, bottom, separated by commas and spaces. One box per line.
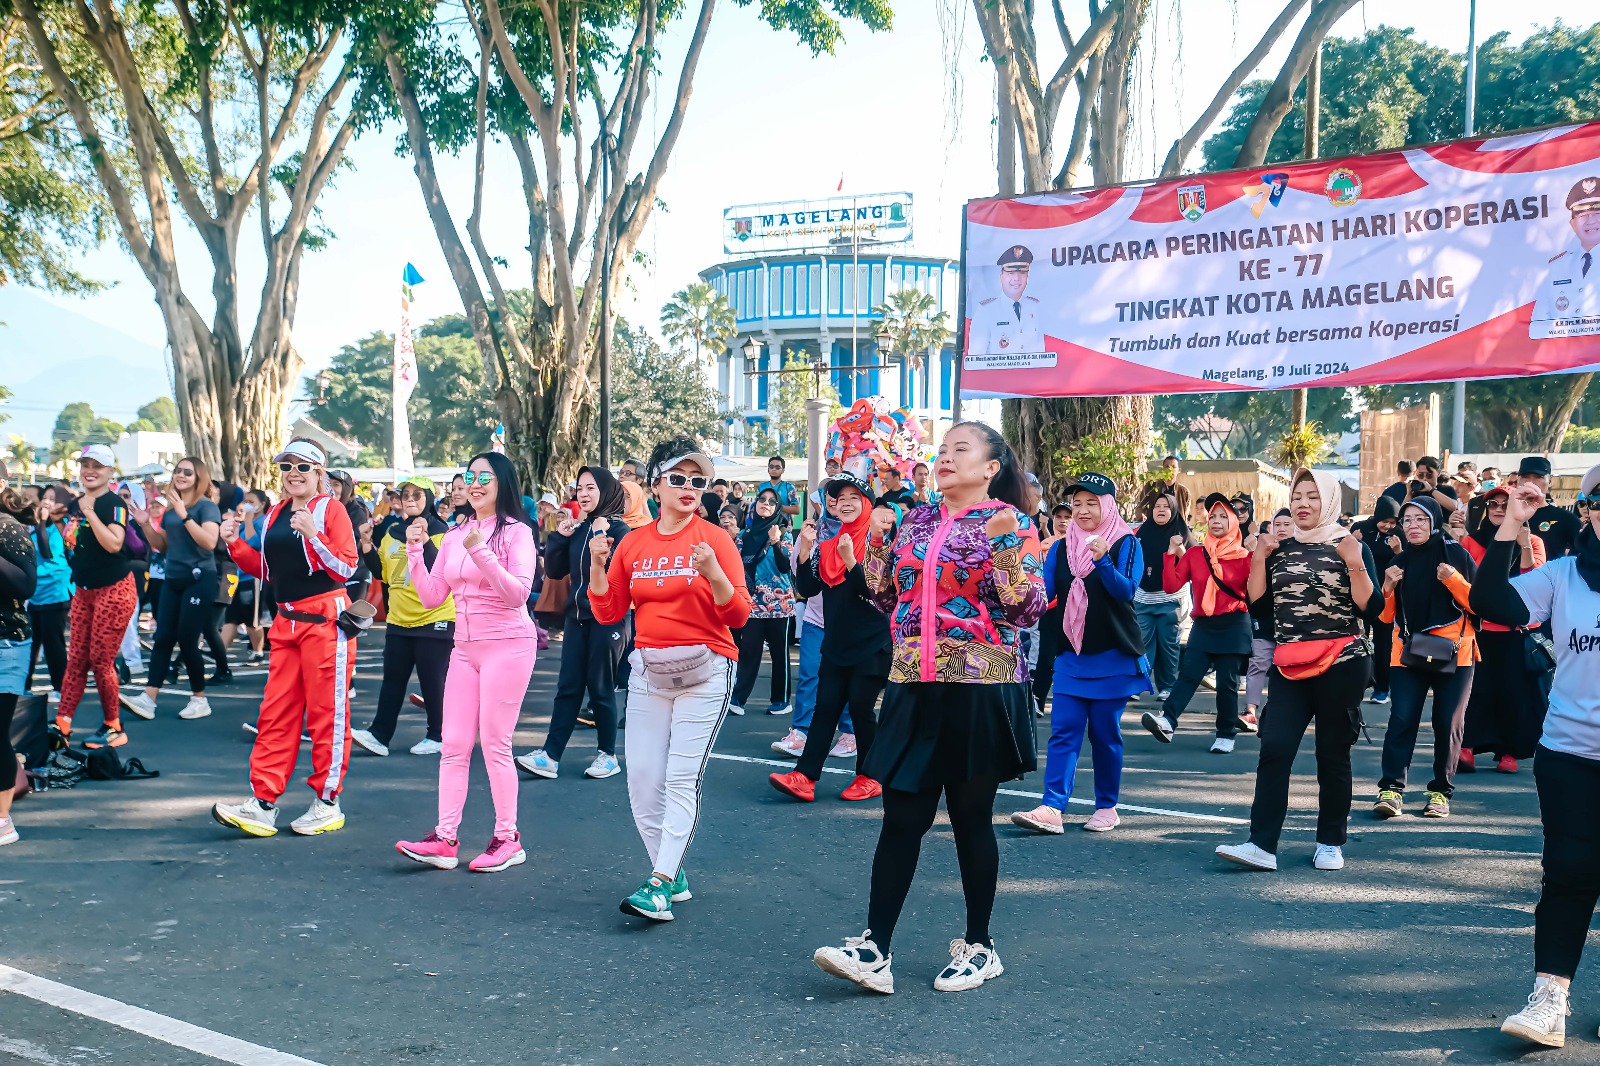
1461, 628, 1550, 758
863, 681, 1036, 792
1186, 612, 1252, 656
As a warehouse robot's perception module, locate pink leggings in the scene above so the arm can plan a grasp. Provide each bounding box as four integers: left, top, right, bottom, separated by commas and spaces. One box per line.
436, 636, 536, 841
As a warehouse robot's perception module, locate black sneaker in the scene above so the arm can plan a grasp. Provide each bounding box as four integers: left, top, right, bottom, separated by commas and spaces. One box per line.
208, 671, 236, 686
82, 725, 128, 749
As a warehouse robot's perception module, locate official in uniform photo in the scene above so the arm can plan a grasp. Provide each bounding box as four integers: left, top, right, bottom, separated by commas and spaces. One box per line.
969, 245, 1044, 355
1531, 176, 1600, 339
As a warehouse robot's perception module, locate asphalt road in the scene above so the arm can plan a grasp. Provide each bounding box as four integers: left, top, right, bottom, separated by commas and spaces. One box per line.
1, 628, 1591, 1065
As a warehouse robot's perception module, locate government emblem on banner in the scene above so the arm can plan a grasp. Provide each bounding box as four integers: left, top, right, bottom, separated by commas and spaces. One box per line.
1244, 173, 1289, 218
1177, 184, 1206, 222
1324, 167, 1362, 206
733, 217, 753, 240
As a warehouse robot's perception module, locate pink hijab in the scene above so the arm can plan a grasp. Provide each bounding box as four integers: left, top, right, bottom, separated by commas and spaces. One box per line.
1060, 495, 1134, 654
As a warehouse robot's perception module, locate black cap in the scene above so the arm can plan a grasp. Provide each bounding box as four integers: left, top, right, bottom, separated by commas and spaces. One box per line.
1518, 456, 1552, 478
825, 472, 873, 499
1566, 176, 1600, 212
997, 244, 1034, 270
1201, 492, 1233, 513
1066, 471, 1116, 497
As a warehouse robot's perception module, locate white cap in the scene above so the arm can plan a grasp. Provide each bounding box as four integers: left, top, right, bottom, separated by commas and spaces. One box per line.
656, 450, 715, 480
272, 440, 326, 466
538, 492, 558, 506
1579, 462, 1600, 499
78, 444, 115, 468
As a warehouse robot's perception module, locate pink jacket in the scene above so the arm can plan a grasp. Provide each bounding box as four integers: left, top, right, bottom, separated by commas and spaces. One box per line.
408, 516, 537, 642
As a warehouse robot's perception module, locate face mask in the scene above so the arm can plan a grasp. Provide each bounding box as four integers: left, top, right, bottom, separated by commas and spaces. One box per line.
1480, 480, 1497, 491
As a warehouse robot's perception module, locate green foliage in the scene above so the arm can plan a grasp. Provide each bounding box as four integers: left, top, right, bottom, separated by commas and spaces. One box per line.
1056, 417, 1147, 516
765, 351, 843, 453
660, 282, 736, 363
609, 319, 726, 460
135, 396, 179, 431
1154, 388, 1354, 460
1559, 425, 1600, 453
85, 417, 122, 445
1360, 376, 1600, 452
52, 401, 94, 448
1272, 421, 1334, 471
0, 383, 10, 426
871, 288, 952, 370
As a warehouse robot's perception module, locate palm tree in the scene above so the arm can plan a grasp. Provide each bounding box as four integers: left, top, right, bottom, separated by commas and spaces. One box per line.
872, 288, 953, 372
7, 436, 33, 479
660, 282, 736, 363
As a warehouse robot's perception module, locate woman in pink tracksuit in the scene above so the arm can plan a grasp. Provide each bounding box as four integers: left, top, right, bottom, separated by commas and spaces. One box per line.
396, 452, 538, 873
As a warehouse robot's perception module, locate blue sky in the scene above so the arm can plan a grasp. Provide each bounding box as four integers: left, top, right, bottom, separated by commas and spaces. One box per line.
11, 0, 1582, 385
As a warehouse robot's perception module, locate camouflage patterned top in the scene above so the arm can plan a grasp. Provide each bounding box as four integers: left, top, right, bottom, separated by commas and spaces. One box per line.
1265, 537, 1380, 664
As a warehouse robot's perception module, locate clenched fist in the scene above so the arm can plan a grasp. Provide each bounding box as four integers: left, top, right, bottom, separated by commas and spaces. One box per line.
984, 508, 1020, 540
407, 518, 429, 547
1334, 533, 1364, 568
690, 541, 722, 578
289, 509, 317, 539
462, 525, 484, 550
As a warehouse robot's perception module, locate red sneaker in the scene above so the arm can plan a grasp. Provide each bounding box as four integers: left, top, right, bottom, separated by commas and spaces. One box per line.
769, 770, 816, 802
1457, 747, 1476, 774
1497, 755, 1519, 774
839, 775, 883, 802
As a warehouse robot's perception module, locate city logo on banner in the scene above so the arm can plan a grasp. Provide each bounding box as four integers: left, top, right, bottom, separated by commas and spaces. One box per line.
1177, 184, 1207, 222
1324, 167, 1362, 207
732, 217, 753, 240
1243, 173, 1289, 218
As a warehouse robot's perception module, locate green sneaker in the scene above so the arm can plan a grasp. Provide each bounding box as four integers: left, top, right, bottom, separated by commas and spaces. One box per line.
1372, 790, 1403, 819
1421, 791, 1450, 818
621, 875, 674, 921
669, 869, 692, 903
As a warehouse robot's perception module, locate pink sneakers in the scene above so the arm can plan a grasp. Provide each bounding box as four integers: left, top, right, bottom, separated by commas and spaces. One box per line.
468, 832, 527, 873
397, 831, 460, 870
1082, 808, 1120, 832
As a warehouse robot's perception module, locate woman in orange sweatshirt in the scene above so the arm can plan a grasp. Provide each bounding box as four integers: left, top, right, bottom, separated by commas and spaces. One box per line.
1373, 496, 1478, 820
589, 436, 753, 922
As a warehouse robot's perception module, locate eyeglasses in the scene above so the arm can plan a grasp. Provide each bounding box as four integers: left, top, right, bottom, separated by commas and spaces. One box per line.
664, 472, 711, 490
174, 468, 195, 477
461, 471, 495, 486
278, 462, 314, 473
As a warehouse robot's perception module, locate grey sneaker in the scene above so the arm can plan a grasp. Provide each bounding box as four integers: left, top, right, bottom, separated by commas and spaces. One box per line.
290, 798, 345, 836
584, 752, 621, 779
120, 691, 157, 720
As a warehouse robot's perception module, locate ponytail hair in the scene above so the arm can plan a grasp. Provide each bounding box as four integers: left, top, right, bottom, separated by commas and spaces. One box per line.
954, 421, 1037, 516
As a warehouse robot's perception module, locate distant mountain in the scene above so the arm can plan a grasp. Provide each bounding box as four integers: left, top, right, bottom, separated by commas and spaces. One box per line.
0, 287, 170, 445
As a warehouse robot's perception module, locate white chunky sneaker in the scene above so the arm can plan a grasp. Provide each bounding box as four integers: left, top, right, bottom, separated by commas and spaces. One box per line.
771, 729, 806, 758
350, 729, 389, 757
1313, 844, 1345, 871
119, 691, 157, 720
178, 695, 212, 720
933, 939, 1004, 992
814, 931, 894, 994
1209, 736, 1235, 754
290, 798, 345, 836
1501, 979, 1570, 1048
409, 738, 442, 755
211, 797, 279, 838
1141, 711, 1175, 743
1215, 841, 1277, 871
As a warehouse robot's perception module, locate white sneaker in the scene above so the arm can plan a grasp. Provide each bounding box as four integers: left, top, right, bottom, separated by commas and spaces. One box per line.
814, 931, 895, 994
1313, 844, 1345, 871
1215, 841, 1277, 871
178, 695, 212, 720
829, 733, 857, 758
585, 752, 621, 779
1209, 736, 1235, 754
409, 738, 442, 755
516, 749, 559, 779
119, 691, 157, 720
933, 939, 1004, 992
0, 817, 18, 847
1501, 979, 1570, 1047
771, 729, 807, 757
211, 797, 279, 837
290, 798, 345, 836
1141, 711, 1174, 743
350, 729, 389, 757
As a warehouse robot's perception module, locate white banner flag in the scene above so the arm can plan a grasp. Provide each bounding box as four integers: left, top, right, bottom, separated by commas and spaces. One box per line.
392, 263, 424, 475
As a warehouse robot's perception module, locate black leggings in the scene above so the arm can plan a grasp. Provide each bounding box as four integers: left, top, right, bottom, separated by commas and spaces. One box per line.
732, 616, 789, 709
26, 602, 69, 691
1248, 656, 1369, 853
796, 658, 885, 780
366, 627, 450, 745
1533, 746, 1600, 979
0, 693, 16, 790
543, 615, 623, 760
148, 569, 218, 691
1165, 644, 1247, 737
866, 777, 1002, 953
1380, 664, 1473, 797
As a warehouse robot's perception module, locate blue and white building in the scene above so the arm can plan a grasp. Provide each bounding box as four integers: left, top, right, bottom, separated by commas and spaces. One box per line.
702, 193, 967, 451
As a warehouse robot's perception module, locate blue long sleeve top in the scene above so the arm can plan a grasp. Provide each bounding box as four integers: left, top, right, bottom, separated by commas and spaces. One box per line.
1042, 537, 1150, 699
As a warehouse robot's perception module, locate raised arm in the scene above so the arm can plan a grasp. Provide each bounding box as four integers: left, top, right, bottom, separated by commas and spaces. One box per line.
407, 529, 455, 609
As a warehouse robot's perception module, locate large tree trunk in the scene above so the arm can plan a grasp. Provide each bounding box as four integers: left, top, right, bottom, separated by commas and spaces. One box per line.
1538, 373, 1593, 453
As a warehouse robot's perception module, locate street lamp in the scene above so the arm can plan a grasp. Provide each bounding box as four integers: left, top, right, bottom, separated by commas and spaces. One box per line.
315, 368, 332, 403
874, 327, 893, 354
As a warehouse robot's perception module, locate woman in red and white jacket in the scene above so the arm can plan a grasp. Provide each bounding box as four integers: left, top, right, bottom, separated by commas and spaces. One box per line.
1142, 492, 1254, 753
212, 439, 362, 838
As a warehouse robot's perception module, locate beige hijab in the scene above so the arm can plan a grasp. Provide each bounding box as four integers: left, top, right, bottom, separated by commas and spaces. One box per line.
1290, 467, 1347, 544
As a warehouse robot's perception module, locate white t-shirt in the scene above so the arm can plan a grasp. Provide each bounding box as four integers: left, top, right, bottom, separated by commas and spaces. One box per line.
1511, 557, 1600, 762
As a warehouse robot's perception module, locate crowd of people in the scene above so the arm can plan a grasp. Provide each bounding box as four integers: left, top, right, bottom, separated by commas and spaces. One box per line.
2, 435, 1598, 1047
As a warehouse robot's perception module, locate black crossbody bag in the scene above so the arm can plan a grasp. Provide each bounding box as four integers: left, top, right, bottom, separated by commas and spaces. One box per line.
1397, 602, 1462, 674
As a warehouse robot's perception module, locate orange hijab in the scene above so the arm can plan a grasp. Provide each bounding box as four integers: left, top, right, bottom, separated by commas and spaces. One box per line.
1199, 503, 1248, 615
620, 481, 653, 530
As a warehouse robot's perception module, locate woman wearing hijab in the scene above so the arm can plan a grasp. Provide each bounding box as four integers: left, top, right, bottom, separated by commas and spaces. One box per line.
1461, 484, 1548, 774
1353, 495, 1403, 704
1372, 497, 1478, 820
1133, 491, 1190, 700
1469, 475, 1600, 1048
769, 473, 888, 802
619, 481, 654, 531
1012, 472, 1146, 834
516, 466, 632, 781
1144, 492, 1252, 754
729, 488, 794, 716
1217, 468, 1380, 873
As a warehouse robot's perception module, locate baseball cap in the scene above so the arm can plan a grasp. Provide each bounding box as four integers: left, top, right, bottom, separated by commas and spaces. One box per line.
1517, 456, 1552, 479
272, 440, 327, 466
398, 475, 434, 492
538, 492, 558, 506
825, 472, 873, 499
1066, 472, 1116, 497
1479, 484, 1511, 503
1579, 463, 1600, 499
1201, 491, 1234, 513
78, 444, 116, 468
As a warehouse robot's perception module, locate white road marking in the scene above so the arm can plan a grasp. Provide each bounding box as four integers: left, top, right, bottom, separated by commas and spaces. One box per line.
706, 751, 1250, 825
0, 964, 327, 1066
